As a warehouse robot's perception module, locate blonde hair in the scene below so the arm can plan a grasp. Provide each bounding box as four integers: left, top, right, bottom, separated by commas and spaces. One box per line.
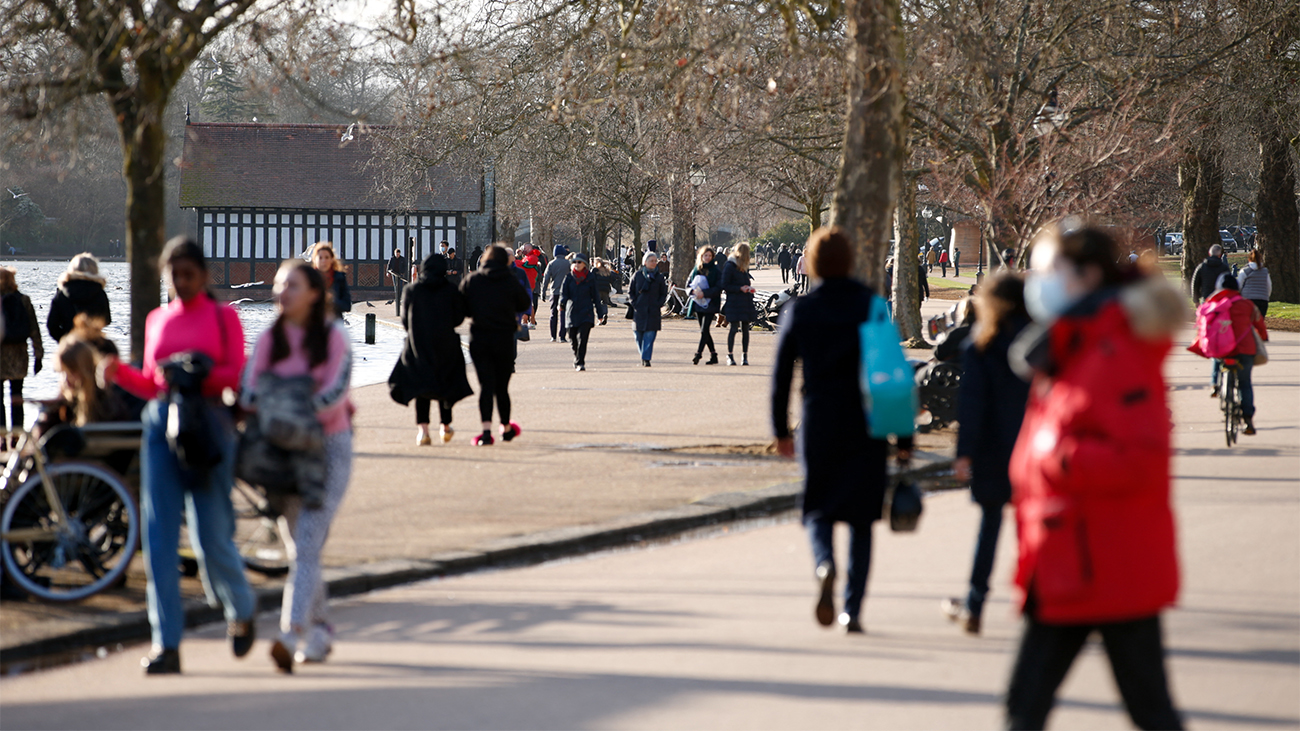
56, 315, 111, 425
734, 243, 751, 272
309, 241, 349, 273
60, 253, 105, 286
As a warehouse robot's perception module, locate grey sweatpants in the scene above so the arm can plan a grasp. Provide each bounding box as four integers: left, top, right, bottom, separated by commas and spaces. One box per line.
278, 431, 354, 632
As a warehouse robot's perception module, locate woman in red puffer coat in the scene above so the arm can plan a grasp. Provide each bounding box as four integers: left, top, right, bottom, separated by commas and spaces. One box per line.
1005, 222, 1187, 730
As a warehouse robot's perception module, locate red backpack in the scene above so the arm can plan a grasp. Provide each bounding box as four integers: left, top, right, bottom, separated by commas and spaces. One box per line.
1195, 295, 1247, 358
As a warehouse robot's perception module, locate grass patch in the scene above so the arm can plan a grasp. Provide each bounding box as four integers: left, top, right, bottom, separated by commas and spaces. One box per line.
927, 276, 971, 290
1268, 302, 1300, 320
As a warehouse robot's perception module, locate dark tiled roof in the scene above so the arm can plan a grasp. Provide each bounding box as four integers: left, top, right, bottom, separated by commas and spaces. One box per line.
178, 123, 481, 212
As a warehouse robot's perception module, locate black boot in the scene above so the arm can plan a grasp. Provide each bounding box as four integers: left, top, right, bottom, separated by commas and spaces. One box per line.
142, 647, 181, 675
693, 352, 702, 365
706, 352, 719, 365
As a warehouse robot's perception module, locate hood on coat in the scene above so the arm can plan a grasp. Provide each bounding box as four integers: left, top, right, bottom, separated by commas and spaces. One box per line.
1118, 275, 1187, 342
58, 270, 106, 288
420, 253, 448, 280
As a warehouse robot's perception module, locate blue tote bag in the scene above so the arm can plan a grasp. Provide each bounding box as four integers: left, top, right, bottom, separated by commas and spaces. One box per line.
859, 295, 918, 439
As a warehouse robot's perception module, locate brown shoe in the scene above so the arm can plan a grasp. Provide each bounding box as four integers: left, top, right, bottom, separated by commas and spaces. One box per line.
814, 562, 836, 627
270, 639, 295, 674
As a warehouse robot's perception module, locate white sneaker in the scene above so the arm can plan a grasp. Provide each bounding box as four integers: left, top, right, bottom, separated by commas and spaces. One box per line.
295, 624, 333, 664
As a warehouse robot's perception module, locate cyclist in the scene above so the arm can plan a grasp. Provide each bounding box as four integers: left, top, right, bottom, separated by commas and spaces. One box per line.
1189, 274, 1268, 435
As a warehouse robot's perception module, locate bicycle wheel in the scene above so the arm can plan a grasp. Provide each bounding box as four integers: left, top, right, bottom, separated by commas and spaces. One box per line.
231, 481, 290, 577
1, 462, 138, 602
1224, 371, 1239, 447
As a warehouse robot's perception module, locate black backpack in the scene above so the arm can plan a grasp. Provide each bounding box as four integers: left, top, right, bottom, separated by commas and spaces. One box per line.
1, 293, 31, 344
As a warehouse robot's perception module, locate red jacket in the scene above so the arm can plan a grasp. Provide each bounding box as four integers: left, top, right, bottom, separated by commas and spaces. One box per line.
1188, 290, 1268, 358
1009, 279, 1184, 624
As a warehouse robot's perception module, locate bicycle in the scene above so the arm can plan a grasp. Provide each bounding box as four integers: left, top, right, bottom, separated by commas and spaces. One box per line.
1218, 358, 1243, 447
0, 429, 138, 602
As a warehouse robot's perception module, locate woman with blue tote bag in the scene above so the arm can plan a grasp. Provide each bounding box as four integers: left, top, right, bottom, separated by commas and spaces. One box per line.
771, 227, 916, 635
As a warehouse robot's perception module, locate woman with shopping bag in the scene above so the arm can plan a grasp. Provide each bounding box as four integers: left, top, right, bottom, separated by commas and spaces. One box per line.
771, 226, 915, 635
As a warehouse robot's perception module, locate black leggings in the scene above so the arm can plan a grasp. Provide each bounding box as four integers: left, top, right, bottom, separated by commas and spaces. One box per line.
469, 333, 515, 425
3, 379, 23, 432
696, 313, 716, 355
728, 321, 750, 355
415, 398, 454, 426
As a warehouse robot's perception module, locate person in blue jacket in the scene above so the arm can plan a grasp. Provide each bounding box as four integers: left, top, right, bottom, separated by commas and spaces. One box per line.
558, 254, 607, 371
944, 272, 1032, 634
772, 227, 914, 635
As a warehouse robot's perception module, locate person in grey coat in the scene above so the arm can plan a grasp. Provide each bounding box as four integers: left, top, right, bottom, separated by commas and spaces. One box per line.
628, 251, 668, 366
540, 245, 571, 342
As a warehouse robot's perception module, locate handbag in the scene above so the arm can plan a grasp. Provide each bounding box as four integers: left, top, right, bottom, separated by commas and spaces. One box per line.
161, 352, 222, 471
1253, 331, 1269, 366
624, 302, 635, 320
859, 294, 918, 439
255, 373, 323, 452
888, 480, 923, 532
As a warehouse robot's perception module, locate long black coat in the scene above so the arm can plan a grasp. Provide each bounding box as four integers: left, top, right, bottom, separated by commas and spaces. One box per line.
771, 278, 912, 524
684, 262, 721, 319
955, 315, 1031, 505
559, 271, 607, 327
388, 262, 474, 407
720, 259, 757, 321
628, 268, 667, 332
47, 277, 111, 344
327, 270, 352, 315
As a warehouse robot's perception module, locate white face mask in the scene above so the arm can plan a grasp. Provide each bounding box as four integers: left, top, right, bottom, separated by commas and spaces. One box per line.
1024, 269, 1079, 324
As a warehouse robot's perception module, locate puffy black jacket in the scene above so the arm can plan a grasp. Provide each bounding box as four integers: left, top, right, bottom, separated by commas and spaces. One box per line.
1190, 256, 1231, 302
955, 315, 1032, 505
461, 261, 531, 335
47, 277, 111, 343
559, 271, 607, 328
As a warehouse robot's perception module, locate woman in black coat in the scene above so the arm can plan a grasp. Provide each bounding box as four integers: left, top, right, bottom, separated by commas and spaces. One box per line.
311, 242, 352, 317
944, 273, 1031, 634
720, 243, 757, 366
389, 254, 474, 445
685, 246, 722, 365
628, 251, 668, 367
47, 253, 112, 346
772, 227, 913, 634
461, 245, 532, 445
558, 254, 608, 371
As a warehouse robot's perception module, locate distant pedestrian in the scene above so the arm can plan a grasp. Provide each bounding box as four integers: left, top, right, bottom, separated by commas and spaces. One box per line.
778, 244, 793, 283
470, 246, 483, 267
0, 266, 43, 437
559, 254, 607, 371
445, 247, 464, 287
540, 245, 571, 343
310, 242, 351, 318
591, 257, 622, 307
686, 246, 722, 365
521, 245, 544, 326
461, 245, 531, 445
721, 243, 757, 366
943, 273, 1031, 635
386, 246, 408, 316
1190, 274, 1267, 435
772, 227, 914, 635
628, 251, 668, 366
241, 260, 354, 673
1237, 249, 1272, 317
1006, 222, 1184, 729
107, 238, 255, 675
795, 248, 808, 293
918, 260, 930, 301
47, 253, 112, 346
952, 247, 961, 277
389, 254, 473, 446
926, 246, 937, 272
939, 249, 950, 276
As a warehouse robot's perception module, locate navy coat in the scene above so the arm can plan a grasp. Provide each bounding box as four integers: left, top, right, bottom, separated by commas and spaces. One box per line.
628, 268, 667, 332
955, 314, 1031, 505
327, 270, 352, 315
720, 259, 757, 321
559, 271, 608, 328
772, 278, 913, 524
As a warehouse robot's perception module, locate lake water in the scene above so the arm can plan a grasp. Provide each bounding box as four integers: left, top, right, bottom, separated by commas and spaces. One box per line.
4, 260, 405, 428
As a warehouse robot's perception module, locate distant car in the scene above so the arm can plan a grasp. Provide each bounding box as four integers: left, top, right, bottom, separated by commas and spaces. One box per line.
1219, 229, 1238, 253
1163, 233, 1183, 255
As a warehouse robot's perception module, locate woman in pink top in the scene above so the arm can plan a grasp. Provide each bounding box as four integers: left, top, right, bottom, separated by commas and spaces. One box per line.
109, 238, 257, 675
240, 260, 354, 673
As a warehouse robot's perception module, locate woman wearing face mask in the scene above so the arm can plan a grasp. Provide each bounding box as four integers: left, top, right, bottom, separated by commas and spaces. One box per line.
1005, 222, 1186, 730
310, 242, 351, 318
241, 260, 354, 673
108, 238, 256, 675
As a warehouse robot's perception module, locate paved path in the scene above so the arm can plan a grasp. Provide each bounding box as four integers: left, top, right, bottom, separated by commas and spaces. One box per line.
2, 304, 1295, 728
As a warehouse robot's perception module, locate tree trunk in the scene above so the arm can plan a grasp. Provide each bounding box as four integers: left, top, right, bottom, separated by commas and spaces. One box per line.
1255, 122, 1300, 303
670, 177, 696, 288
117, 106, 170, 361
595, 218, 609, 260
1179, 141, 1224, 287
829, 0, 905, 291
892, 173, 928, 347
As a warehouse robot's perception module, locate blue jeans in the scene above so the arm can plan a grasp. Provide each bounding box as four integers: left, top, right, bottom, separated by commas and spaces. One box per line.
966, 502, 1005, 617
635, 330, 657, 361
806, 517, 873, 619
1212, 354, 1256, 419
141, 399, 255, 650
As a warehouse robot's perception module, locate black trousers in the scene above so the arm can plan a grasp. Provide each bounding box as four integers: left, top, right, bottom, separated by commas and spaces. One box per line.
550, 296, 567, 340
727, 321, 750, 354
469, 332, 516, 425
570, 324, 592, 366
415, 398, 454, 426
696, 313, 716, 356
1006, 611, 1182, 730
780, 266, 790, 283
4, 379, 23, 432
